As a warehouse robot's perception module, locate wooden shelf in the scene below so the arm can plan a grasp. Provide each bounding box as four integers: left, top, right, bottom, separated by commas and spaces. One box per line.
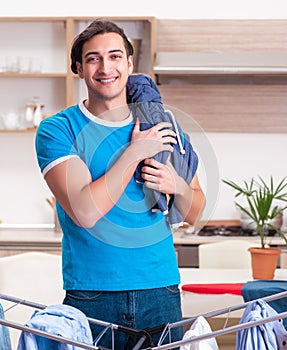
0, 127, 36, 133
0, 73, 67, 78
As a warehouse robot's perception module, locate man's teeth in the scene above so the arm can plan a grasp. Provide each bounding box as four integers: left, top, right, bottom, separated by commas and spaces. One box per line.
99, 78, 115, 83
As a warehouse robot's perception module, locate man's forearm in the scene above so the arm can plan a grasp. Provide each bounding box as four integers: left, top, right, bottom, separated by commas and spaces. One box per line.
174, 177, 206, 226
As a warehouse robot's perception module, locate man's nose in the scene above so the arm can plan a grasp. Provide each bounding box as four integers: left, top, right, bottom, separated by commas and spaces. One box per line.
98, 57, 111, 73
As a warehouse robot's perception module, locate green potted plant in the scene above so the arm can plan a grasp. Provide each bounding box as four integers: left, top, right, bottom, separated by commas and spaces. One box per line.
223, 176, 287, 279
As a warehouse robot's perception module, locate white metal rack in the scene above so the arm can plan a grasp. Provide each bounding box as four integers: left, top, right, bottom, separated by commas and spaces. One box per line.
1, 291, 287, 349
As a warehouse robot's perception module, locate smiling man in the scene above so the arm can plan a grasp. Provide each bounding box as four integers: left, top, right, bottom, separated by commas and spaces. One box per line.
35, 19, 205, 349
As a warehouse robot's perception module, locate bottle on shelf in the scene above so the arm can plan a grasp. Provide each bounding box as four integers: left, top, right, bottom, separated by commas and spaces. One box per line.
24, 96, 45, 128
25, 104, 34, 125
33, 104, 43, 127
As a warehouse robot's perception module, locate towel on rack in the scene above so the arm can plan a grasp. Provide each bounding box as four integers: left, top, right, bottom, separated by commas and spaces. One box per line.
180, 316, 219, 350
236, 299, 287, 350
17, 304, 93, 350
0, 302, 12, 350
242, 280, 287, 328
127, 74, 198, 227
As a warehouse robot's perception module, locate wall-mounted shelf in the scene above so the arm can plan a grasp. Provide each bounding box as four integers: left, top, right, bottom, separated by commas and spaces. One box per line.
0, 73, 66, 78
0, 128, 36, 133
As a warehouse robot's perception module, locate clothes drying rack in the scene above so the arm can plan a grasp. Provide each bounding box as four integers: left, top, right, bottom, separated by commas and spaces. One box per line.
1, 291, 287, 350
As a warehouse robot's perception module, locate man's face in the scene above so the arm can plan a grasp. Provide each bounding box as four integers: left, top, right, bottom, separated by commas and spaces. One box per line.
76, 32, 133, 104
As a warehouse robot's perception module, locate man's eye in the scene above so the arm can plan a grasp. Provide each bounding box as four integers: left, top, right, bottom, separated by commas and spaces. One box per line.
87, 57, 100, 62
111, 54, 122, 60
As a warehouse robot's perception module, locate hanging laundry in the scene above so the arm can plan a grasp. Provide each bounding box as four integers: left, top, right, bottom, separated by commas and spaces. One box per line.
242, 280, 287, 328
0, 302, 12, 350
17, 304, 93, 350
236, 299, 287, 350
180, 316, 219, 350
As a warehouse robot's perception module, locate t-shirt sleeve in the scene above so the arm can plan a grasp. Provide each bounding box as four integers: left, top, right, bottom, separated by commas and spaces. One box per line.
35, 115, 78, 176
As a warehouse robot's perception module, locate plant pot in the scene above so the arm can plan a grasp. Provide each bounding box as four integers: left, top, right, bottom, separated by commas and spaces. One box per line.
248, 247, 281, 280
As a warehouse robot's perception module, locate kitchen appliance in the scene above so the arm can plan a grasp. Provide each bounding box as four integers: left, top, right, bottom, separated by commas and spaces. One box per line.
174, 223, 286, 268
197, 225, 279, 237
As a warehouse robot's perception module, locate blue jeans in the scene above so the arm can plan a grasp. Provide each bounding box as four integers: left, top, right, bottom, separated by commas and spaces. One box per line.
63, 285, 183, 349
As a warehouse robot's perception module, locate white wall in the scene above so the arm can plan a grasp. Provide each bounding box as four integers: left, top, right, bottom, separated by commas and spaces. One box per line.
1, 0, 287, 18
206, 133, 287, 225
0, 1, 287, 227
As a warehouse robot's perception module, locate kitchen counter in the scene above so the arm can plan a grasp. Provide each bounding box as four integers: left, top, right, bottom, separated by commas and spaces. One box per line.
173, 225, 287, 268
0, 225, 286, 261
173, 229, 287, 246
0, 228, 62, 254
0, 226, 286, 247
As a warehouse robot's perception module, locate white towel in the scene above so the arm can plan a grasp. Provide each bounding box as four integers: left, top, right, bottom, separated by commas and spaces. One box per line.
180, 316, 219, 350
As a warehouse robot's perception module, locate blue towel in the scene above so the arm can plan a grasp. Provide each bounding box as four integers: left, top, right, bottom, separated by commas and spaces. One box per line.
127, 74, 162, 104
127, 75, 198, 227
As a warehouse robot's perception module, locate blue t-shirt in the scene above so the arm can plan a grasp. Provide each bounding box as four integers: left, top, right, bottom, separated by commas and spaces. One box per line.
35, 102, 180, 291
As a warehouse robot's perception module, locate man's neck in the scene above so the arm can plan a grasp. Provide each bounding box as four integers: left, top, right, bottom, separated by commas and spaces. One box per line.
84, 98, 130, 122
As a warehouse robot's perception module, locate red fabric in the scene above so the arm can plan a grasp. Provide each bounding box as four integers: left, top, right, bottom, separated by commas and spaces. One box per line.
182, 283, 245, 296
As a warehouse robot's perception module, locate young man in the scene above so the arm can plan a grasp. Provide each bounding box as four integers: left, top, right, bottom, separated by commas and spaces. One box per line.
35, 19, 205, 349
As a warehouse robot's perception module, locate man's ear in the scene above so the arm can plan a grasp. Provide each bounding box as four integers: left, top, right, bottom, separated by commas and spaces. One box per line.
128, 56, 134, 75
76, 62, 84, 78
